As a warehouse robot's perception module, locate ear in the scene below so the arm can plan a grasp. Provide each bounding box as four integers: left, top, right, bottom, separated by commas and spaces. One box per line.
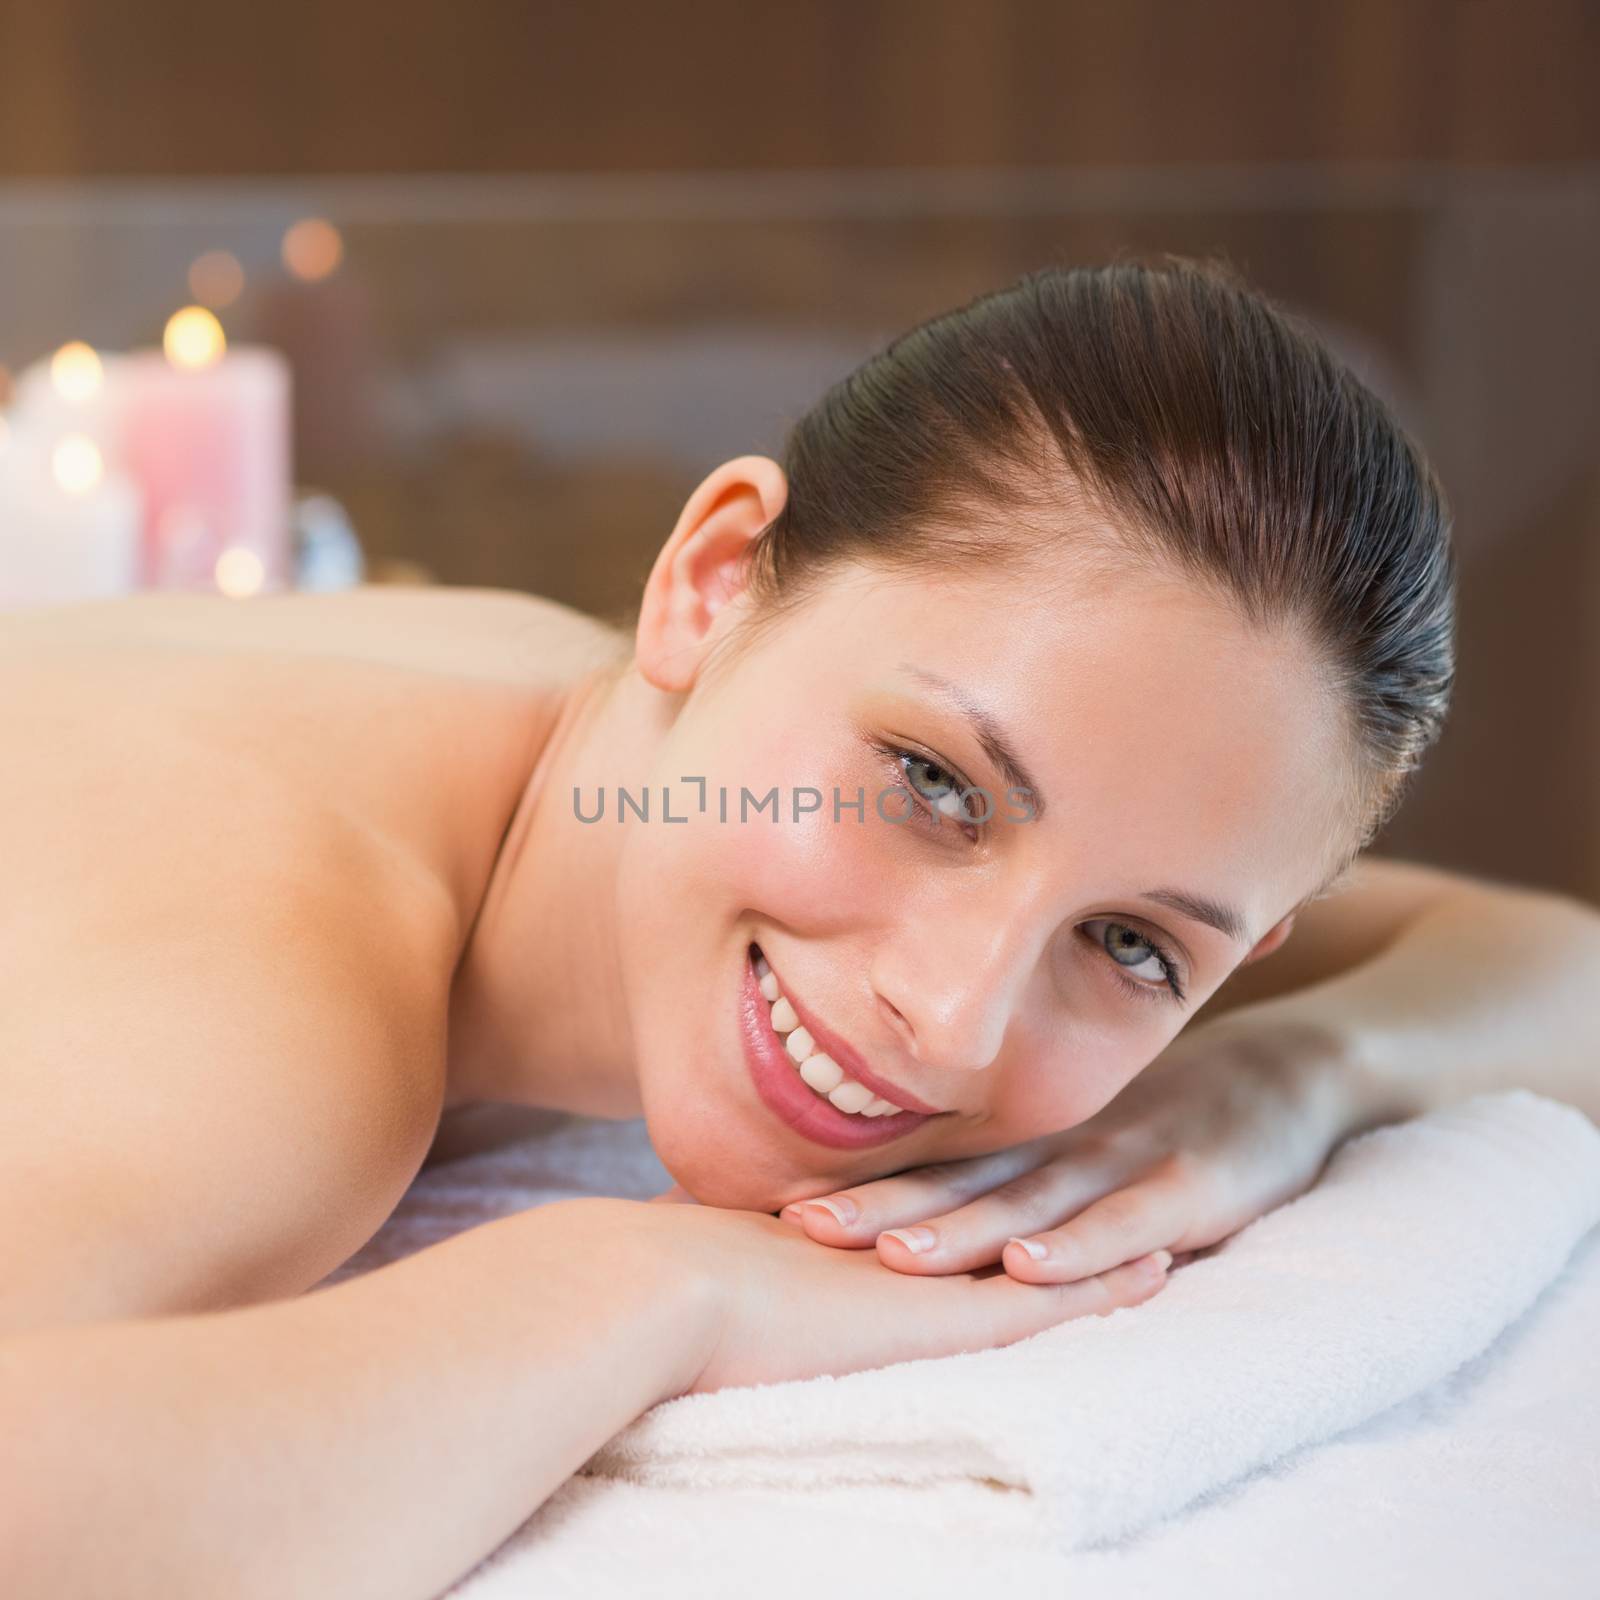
1238, 910, 1296, 967
635, 454, 788, 694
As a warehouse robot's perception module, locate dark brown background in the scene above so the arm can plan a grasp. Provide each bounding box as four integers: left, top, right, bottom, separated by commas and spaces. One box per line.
1, 0, 1596, 902
3, 0, 1596, 174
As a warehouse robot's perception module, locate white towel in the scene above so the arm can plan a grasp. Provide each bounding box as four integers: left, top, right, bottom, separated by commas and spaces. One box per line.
578, 1090, 1600, 1552
444, 1223, 1600, 1600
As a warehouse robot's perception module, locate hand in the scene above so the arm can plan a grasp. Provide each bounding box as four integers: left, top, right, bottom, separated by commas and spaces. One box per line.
618, 1196, 1171, 1396
775, 1018, 1358, 1285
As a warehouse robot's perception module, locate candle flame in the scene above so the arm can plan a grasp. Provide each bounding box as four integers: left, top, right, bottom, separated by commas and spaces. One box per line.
215, 547, 265, 598
281, 217, 344, 282
50, 342, 104, 403
164, 306, 228, 370
52, 434, 105, 495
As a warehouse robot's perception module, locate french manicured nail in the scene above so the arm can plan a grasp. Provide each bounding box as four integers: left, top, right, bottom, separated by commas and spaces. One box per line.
882, 1225, 937, 1254
805, 1197, 858, 1226
1007, 1236, 1048, 1261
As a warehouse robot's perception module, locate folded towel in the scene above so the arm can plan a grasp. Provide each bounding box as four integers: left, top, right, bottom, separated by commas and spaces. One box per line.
581, 1090, 1600, 1552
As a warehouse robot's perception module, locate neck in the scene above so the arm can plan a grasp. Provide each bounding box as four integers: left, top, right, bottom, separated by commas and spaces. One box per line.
445, 650, 673, 1116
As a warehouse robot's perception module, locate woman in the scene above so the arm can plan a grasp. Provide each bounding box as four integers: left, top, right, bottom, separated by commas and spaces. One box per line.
4, 257, 1598, 1597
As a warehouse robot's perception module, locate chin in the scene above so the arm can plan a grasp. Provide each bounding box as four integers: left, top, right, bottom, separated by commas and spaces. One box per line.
638, 1082, 798, 1213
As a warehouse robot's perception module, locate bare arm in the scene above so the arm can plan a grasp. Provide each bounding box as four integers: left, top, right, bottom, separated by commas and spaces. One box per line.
1194, 855, 1600, 1128
0, 1189, 1170, 1598
0, 1199, 718, 1600
1194, 854, 1476, 1023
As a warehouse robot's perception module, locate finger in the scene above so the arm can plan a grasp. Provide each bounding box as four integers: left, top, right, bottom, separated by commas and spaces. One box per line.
1000, 1173, 1186, 1284
776, 1146, 1065, 1245
833, 1248, 1170, 1381
871, 1160, 1129, 1275
972, 1250, 1172, 1351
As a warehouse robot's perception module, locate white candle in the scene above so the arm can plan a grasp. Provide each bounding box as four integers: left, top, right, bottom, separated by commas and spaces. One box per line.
13, 342, 122, 461
0, 429, 143, 611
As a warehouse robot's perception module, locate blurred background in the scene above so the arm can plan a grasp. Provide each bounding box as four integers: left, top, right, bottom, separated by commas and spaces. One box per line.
0, 0, 1595, 901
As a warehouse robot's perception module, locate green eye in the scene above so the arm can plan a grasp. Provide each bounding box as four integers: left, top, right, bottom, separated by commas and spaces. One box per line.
902, 755, 968, 819
1083, 919, 1187, 1004
865, 735, 984, 838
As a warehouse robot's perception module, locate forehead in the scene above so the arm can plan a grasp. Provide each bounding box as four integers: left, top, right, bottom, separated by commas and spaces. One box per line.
774, 559, 1358, 935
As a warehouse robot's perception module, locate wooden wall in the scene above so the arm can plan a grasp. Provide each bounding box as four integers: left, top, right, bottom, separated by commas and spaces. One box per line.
0, 0, 1595, 177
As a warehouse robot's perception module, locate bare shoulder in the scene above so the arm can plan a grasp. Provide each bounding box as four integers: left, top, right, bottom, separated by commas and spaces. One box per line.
0, 837, 455, 1339
1, 582, 628, 687
0, 582, 631, 984
0, 584, 627, 1337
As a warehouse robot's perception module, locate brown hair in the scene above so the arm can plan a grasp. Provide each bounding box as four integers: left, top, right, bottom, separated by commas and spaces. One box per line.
719, 255, 1455, 873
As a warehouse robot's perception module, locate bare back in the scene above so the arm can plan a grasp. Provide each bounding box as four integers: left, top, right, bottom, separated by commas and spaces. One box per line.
0, 584, 625, 1336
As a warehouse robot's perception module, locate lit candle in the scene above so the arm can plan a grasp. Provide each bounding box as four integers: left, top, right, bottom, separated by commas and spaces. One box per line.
0, 428, 143, 610
113, 309, 293, 591
13, 341, 121, 458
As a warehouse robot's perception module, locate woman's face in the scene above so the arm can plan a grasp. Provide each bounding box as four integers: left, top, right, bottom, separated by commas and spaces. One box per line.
615, 513, 1356, 1211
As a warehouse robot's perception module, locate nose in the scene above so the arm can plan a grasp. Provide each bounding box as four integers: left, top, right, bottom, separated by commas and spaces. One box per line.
871, 889, 1048, 1074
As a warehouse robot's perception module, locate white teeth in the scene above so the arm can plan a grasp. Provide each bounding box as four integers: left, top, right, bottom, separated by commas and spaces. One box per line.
799, 1053, 844, 1093
759, 955, 902, 1119
827, 1080, 875, 1114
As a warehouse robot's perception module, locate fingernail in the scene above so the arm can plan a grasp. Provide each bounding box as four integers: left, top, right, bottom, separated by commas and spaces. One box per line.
1007, 1235, 1048, 1261
1146, 1249, 1173, 1273
807, 1197, 859, 1226
881, 1225, 937, 1254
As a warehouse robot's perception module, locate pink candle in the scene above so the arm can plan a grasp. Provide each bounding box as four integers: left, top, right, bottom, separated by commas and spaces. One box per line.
114, 328, 292, 592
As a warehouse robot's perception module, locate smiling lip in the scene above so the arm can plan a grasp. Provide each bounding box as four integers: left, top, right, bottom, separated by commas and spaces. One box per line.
758, 945, 946, 1116
739, 944, 947, 1152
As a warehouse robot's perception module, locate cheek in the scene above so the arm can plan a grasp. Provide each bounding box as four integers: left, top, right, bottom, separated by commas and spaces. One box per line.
975, 1013, 1168, 1145
646, 707, 905, 935
716, 795, 899, 930
610, 765, 895, 1038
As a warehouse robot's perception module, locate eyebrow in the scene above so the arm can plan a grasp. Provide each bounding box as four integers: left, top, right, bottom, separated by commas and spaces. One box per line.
1139, 887, 1251, 947
898, 663, 1049, 823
